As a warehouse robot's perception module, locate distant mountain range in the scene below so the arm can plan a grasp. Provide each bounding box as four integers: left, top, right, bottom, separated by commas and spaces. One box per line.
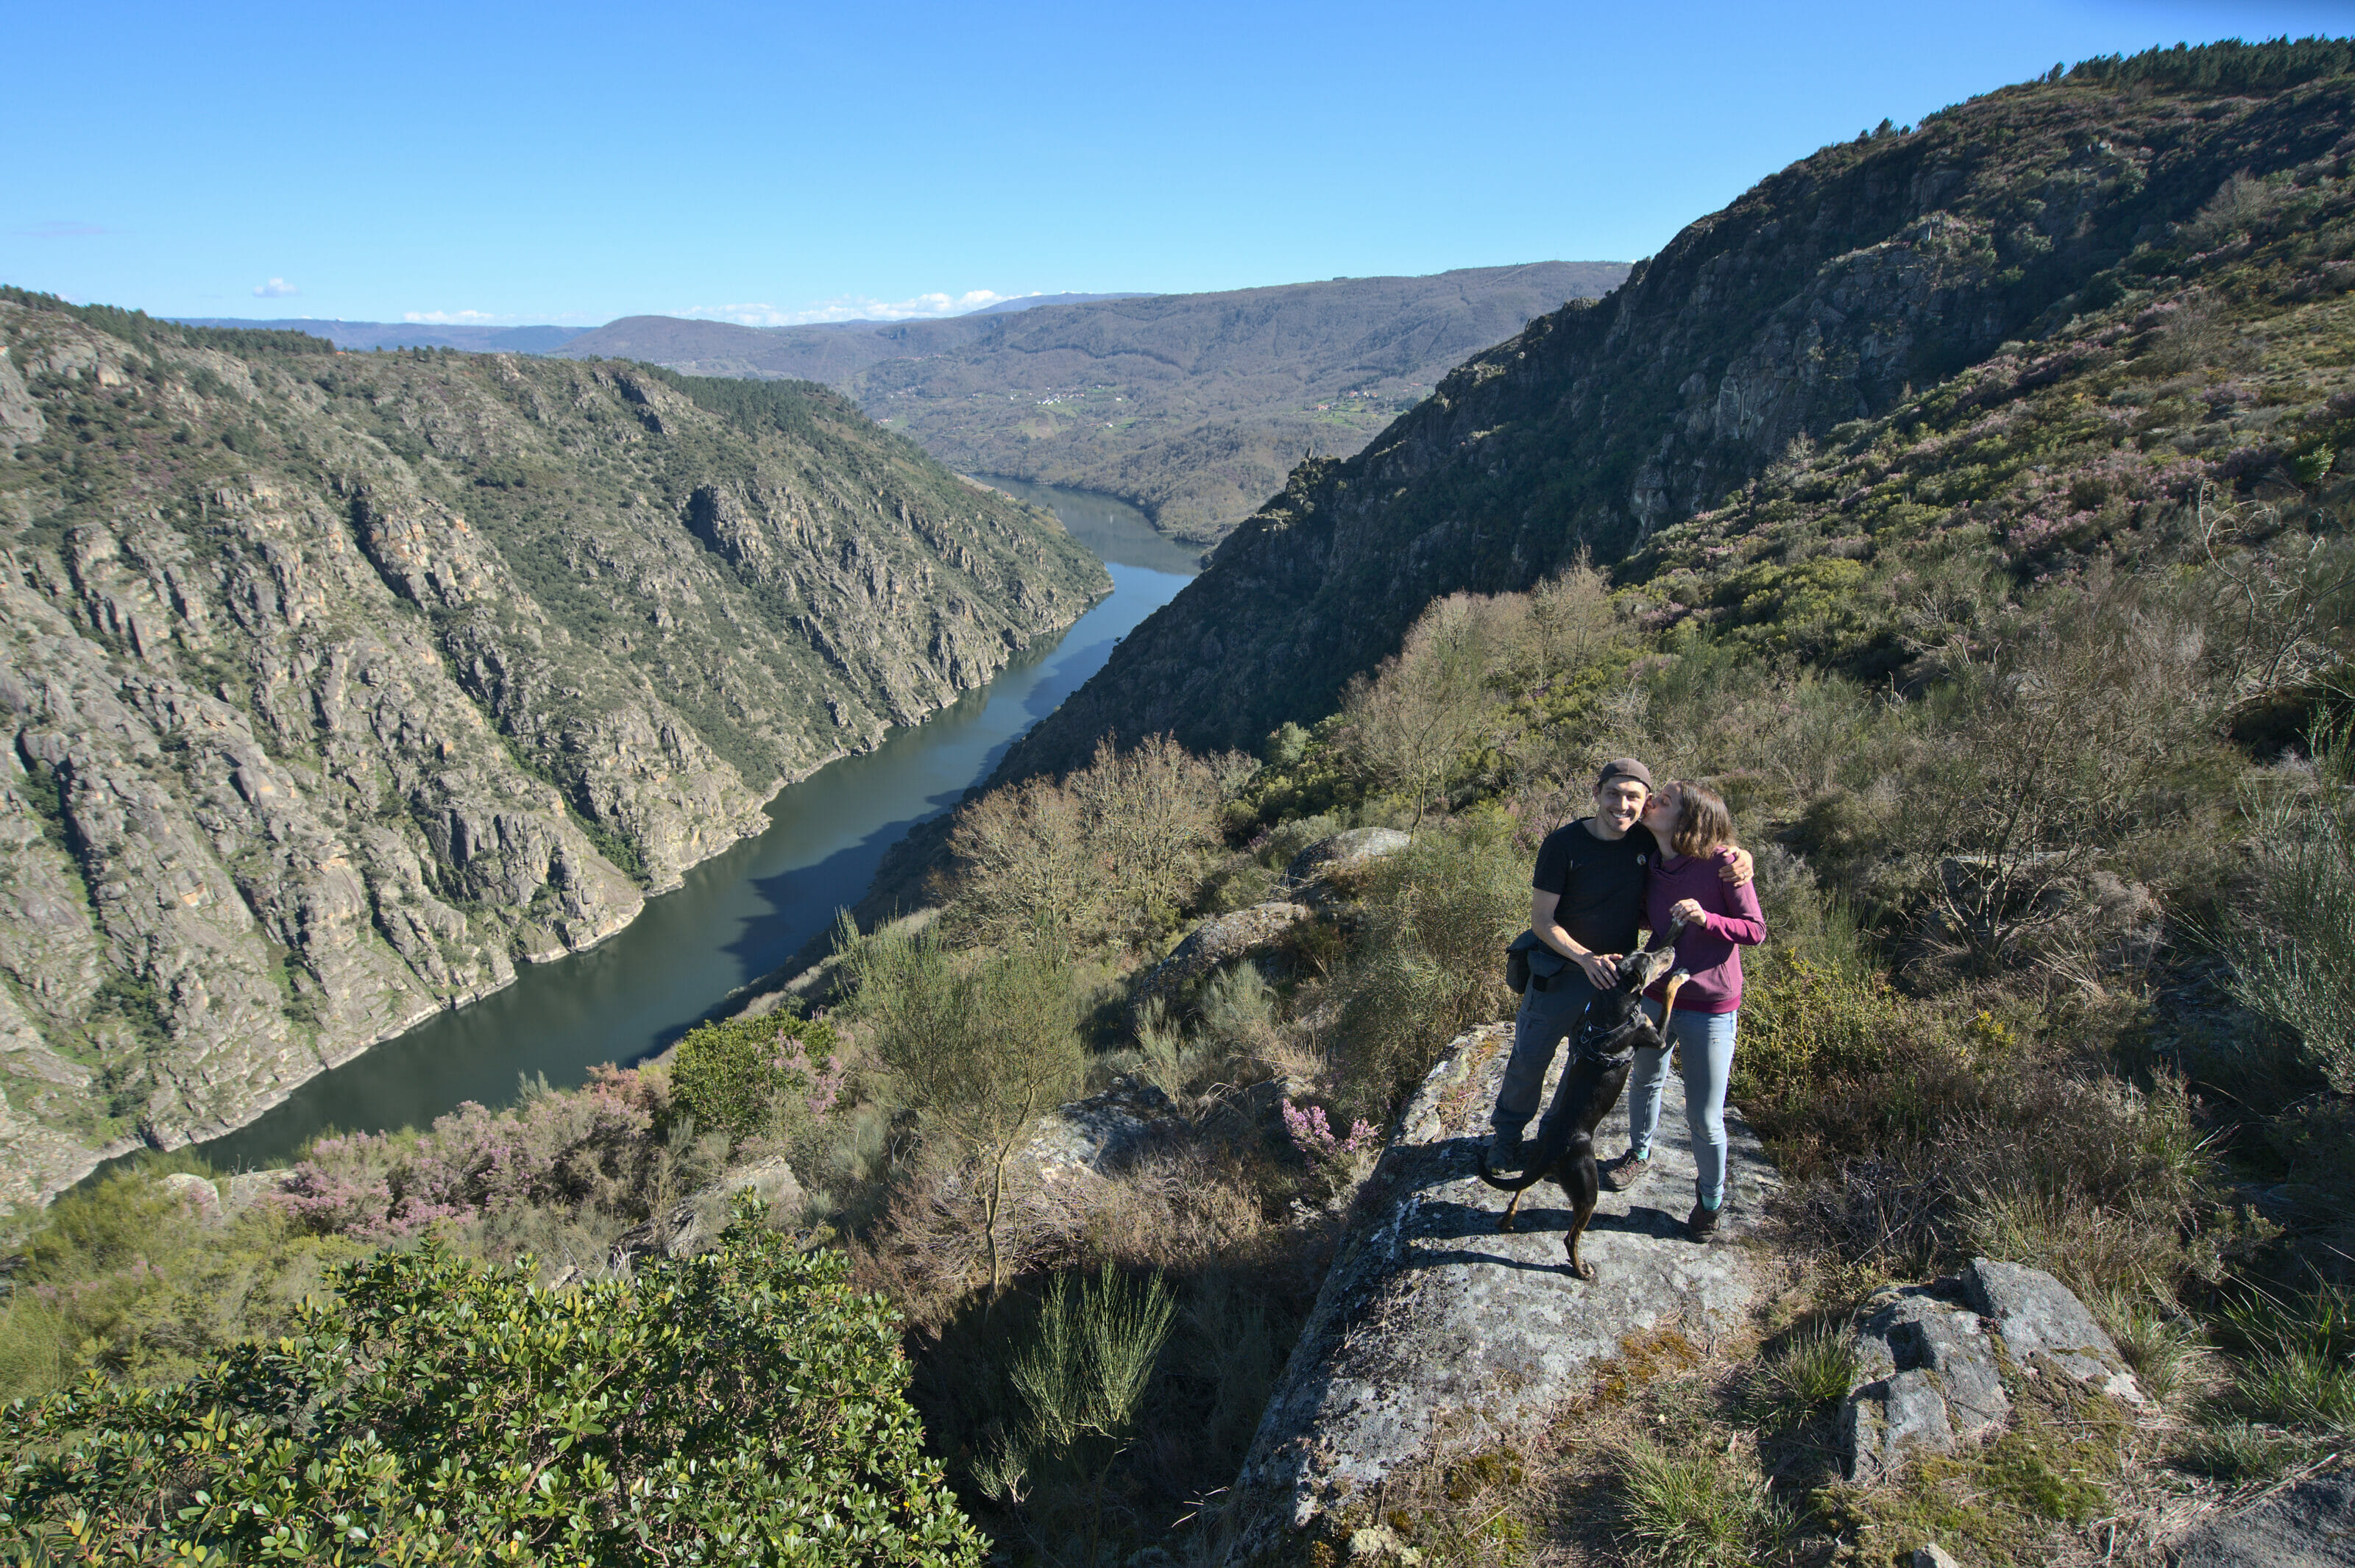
169, 318, 592, 354
168, 294, 1147, 359
557, 265, 1629, 542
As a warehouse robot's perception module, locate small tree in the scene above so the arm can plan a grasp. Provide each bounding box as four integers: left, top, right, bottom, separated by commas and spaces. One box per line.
844, 921, 1083, 1300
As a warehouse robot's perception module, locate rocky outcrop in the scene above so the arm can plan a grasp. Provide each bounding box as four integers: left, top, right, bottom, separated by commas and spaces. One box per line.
2170, 1467, 2355, 1568
1842, 1259, 2143, 1483
1134, 902, 1310, 1007
996, 64, 2355, 774
1842, 1283, 2015, 1484
1023, 1075, 1179, 1179
1282, 827, 1411, 888
0, 300, 1107, 1203
1229, 1021, 1777, 1550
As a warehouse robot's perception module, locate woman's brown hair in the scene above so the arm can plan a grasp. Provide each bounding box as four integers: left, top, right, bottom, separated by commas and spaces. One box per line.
1668, 781, 1734, 859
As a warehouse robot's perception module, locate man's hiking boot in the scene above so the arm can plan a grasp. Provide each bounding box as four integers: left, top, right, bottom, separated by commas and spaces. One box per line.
1686, 1201, 1721, 1240
1598, 1150, 1650, 1193
1484, 1126, 1526, 1174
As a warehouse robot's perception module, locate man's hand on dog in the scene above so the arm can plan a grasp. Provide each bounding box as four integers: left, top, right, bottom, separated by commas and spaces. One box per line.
1574, 950, 1621, 990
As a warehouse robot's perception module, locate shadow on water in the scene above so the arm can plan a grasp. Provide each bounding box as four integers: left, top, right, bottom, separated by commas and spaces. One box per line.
188, 483, 1194, 1173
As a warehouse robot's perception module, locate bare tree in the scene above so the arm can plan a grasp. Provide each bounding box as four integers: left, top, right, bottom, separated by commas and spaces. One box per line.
943, 775, 1094, 956
1342, 594, 1504, 833
1069, 733, 1226, 933
1520, 553, 1620, 690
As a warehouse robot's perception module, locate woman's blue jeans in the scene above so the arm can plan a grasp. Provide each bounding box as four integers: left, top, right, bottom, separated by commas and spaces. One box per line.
1624, 1001, 1738, 1207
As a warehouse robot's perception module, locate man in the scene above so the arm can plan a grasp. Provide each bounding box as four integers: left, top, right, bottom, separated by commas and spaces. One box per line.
1488, 758, 1751, 1163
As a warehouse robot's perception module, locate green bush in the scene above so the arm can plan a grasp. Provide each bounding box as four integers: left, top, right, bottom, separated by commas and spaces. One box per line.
670, 1011, 838, 1147
0, 1201, 982, 1565
1729, 956, 1909, 1113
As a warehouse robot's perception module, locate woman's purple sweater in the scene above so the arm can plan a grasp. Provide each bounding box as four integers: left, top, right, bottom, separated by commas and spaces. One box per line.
1645, 851, 1767, 1013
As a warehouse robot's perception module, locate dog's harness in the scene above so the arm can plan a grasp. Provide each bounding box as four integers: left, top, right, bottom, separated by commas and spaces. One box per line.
1574, 931, 1693, 1067
1573, 1006, 1651, 1066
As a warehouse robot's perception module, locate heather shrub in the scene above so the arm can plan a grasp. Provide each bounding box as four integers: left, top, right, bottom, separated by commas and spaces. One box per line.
0, 1204, 983, 1566
276, 1063, 667, 1246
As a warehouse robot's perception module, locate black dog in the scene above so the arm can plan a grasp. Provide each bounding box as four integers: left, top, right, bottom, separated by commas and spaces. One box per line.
1478, 946, 1687, 1280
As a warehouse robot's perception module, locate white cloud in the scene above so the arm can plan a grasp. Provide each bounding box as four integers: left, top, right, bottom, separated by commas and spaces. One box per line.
678, 289, 1033, 327
252, 277, 300, 298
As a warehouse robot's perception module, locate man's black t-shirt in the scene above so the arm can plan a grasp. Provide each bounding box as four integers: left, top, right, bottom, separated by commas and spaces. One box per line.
1531, 818, 1657, 957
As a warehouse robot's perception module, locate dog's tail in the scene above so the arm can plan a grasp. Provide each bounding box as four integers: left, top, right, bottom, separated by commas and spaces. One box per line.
1476, 1117, 1580, 1193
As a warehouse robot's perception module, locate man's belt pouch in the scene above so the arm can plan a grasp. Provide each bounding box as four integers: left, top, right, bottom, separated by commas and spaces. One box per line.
1506, 930, 1570, 995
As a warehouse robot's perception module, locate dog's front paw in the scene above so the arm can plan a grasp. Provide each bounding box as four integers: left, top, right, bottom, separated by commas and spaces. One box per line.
1566, 1255, 1596, 1281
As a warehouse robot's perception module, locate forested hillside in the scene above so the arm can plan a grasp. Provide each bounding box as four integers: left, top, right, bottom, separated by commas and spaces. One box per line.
559, 263, 1627, 544
0, 295, 1105, 1201
1002, 39, 2355, 778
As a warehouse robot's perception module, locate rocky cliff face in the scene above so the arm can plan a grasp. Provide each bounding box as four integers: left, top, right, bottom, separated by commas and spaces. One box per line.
0, 299, 1105, 1202
999, 53, 2355, 774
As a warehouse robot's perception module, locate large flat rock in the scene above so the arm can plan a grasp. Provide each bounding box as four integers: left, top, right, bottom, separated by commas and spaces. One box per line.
1230, 1019, 1779, 1544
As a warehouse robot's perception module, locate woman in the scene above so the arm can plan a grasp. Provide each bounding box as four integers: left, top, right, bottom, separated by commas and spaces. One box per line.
1597, 781, 1765, 1239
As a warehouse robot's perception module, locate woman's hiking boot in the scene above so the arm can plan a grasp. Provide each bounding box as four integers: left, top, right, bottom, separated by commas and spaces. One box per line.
1598, 1149, 1650, 1192
1685, 1200, 1721, 1240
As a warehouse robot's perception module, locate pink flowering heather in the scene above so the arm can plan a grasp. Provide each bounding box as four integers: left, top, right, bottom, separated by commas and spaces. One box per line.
274, 1064, 665, 1241
774, 1033, 847, 1118
1281, 1098, 1378, 1167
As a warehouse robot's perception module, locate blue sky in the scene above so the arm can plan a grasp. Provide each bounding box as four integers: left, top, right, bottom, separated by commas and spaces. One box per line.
7, 0, 2353, 327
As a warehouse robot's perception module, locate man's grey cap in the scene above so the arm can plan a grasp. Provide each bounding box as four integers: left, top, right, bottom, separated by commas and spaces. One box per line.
1595, 757, 1655, 792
